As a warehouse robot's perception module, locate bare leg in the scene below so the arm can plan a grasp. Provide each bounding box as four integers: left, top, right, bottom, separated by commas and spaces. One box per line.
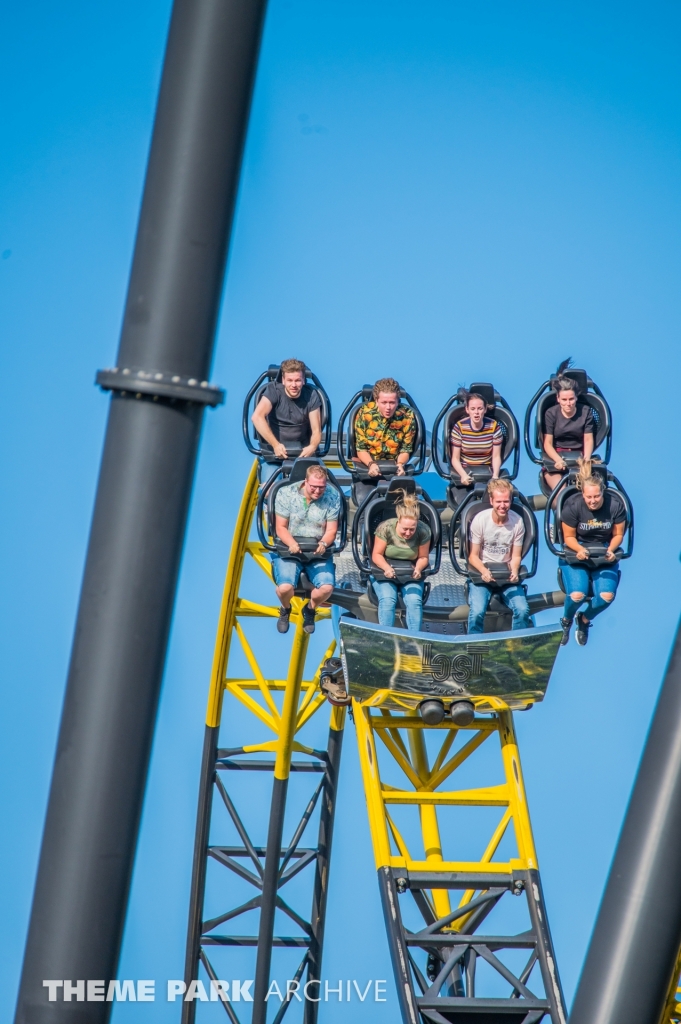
309, 583, 333, 610
276, 583, 294, 609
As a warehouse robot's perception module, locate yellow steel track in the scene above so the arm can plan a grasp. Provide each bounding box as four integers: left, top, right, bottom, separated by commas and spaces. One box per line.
204, 460, 345, 751
355, 706, 538, 895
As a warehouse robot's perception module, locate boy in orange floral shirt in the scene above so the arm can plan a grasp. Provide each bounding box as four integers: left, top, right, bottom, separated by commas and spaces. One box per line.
353, 377, 416, 503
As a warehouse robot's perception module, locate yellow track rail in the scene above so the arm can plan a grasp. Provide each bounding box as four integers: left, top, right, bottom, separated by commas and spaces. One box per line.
205, 459, 345, 748
355, 705, 537, 912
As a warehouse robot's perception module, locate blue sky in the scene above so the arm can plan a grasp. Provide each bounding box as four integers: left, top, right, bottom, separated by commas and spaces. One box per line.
1, 0, 680, 1020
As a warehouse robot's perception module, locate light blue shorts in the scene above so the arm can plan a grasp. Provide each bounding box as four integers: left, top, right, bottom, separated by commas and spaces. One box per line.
271, 554, 335, 589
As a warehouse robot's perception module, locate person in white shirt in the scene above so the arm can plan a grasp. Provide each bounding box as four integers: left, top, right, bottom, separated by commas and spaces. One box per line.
466, 477, 533, 634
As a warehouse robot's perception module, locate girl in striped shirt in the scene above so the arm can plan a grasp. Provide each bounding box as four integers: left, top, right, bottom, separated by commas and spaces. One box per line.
450, 393, 503, 495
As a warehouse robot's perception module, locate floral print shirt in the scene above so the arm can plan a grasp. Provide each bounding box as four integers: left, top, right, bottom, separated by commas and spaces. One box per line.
354, 402, 416, 460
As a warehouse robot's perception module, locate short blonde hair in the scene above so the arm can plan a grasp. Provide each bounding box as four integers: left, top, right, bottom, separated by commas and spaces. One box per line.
306, 464, 328, 481
487, 477, 513, 497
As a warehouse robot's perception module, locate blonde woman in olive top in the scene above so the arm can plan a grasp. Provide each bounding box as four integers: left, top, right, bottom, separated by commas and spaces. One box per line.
371, 490, 431, 631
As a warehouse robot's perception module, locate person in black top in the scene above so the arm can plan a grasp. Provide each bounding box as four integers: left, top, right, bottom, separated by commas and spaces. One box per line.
542, 363, 595, 492
558, 461, 627, 646
251, 359, 322, 461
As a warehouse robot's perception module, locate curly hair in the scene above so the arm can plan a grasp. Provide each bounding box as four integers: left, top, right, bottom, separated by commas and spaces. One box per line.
372, 377, 401, 400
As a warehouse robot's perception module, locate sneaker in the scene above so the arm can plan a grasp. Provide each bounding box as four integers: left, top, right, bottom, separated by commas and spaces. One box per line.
575, 614, 591, 646
277, 606, 291, 634
302, 602, 316, 634
559, 617, 573, 646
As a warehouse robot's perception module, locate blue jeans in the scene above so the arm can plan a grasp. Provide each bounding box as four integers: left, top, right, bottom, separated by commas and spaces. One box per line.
560, 562, 619, 622
372, 578, 425, 632
271, 554, 335, 589
467, 582, 533, 634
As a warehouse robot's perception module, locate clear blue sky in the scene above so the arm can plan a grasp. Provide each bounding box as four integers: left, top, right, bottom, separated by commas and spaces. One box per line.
1, 0, 680, 1020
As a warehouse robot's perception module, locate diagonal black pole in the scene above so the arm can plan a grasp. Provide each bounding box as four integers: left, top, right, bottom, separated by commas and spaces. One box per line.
569, 615, 681, 1024
14, 0, 268, 1020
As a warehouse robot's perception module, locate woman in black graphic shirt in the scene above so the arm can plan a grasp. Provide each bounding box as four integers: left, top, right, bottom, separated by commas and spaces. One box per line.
558, 462, 626, 647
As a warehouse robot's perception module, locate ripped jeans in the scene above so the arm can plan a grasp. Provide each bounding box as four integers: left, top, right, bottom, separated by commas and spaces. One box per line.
560, 562, 620, 622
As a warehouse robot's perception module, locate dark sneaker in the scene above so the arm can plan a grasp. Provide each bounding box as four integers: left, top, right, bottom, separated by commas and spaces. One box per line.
559, 617, 573, 646
302, 602, 316, 634
575, 614, 591, 646
277, 606, 291, 634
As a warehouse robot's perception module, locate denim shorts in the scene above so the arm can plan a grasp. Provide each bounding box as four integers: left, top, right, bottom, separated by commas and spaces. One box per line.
559, 560, 620, 597
271, 554, 335, 589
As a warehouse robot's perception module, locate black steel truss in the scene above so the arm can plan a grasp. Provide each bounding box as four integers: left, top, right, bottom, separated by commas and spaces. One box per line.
378, 867, 566, 1024
183, 724, 343, 1024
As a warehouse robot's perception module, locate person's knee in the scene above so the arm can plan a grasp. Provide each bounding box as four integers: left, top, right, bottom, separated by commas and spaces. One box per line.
315, 583, 334, 600
277, 583, 294, 597
569, 591, 585, 602
600, 591, 615, 602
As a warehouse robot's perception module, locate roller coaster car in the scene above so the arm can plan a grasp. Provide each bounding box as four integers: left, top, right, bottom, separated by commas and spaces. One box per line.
336, 385, 427, 504
431, 382, 520, 507
256, 458, 348, 591
544, 465, 634, 583
242, 363, 333, 463
449, 487, 539, 587
524, 366, 613, 496
351, 477, 442, 610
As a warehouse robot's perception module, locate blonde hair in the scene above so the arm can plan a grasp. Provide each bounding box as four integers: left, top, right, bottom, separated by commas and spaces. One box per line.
306, 464, 328, 481
487, 477, 513, 497
576, 458, 605, 494
393, 488, 420, 522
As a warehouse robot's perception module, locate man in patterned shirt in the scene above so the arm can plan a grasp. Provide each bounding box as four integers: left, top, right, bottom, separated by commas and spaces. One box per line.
353, 377, 416, 503
273, 464, 340, 634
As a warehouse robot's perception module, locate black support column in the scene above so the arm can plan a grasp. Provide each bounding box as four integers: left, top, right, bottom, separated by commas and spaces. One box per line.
570, 617, 681, 1024
14, 0, 268, 1020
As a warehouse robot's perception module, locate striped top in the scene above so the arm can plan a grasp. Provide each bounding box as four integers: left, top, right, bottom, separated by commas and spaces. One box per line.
450, 416, 503, 467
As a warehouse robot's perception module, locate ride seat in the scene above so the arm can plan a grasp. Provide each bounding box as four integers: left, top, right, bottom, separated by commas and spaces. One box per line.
256, 458, 348, 567
450, 491, 538, 586
545, 468, 633, 578
336, 386, 427, 497
431, 384, 520, 501
525, 367, 612, 474
351, 478, 442, 608
242, 364, 332, 461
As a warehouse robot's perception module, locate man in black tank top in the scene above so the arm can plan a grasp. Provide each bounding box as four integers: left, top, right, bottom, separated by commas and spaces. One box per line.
251, 358, 322, 459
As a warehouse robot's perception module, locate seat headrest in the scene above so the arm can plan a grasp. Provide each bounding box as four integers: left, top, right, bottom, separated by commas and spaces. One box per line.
387, 477, 416, 496
550, 368, 588, 392
288, 457, 327, 484
468, 382, 496, 409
